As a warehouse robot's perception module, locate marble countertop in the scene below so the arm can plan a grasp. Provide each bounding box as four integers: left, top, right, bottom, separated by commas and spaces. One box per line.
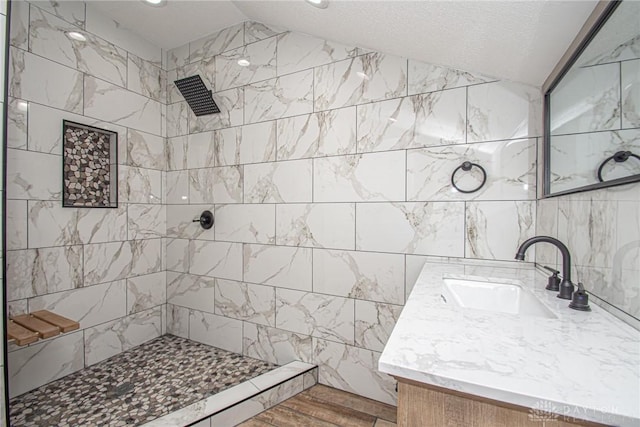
379, 259, 640, 427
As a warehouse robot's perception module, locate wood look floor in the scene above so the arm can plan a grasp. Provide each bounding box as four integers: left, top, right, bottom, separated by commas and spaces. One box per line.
239, 384, 398, 427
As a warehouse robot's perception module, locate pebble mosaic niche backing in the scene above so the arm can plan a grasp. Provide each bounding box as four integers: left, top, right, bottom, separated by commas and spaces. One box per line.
62, 120, 118, 208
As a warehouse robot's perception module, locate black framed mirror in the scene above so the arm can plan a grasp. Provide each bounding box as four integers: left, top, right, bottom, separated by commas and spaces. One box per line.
543, 0, 640, 197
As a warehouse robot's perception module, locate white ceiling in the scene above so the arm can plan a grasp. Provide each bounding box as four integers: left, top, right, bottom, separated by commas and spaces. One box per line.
91, 0, 599, 86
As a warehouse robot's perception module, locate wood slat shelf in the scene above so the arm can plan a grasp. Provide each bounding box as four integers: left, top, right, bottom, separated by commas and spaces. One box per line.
7, 310, 79, 346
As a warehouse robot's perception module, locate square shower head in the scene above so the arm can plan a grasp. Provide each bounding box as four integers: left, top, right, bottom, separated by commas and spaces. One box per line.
174, 75, 220, 116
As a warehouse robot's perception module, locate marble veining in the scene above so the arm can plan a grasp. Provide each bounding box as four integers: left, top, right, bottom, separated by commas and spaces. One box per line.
243, 323, 313, 365
379, 260, 640, 426
408, 60, 495, 95
29, 6, 127, 87
245, 21, 285, 44
314, 52, 407, 111
357, 89, 467, 152
277, 107, 357, 161
244, 70, 313, 124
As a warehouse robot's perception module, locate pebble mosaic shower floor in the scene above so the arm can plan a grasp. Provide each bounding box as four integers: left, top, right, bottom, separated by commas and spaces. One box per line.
9, 335, 277, 426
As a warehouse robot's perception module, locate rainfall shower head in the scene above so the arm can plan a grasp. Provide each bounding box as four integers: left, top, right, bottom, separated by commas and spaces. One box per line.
174, 75, 220, 116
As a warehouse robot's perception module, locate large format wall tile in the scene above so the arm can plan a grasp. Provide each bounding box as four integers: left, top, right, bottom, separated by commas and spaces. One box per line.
313, 151, 405, 202
7, 149, 61, 200
216, 121, 277, 166
407, 139, 536, 201
277, 31, 358, 76
34, 0, 85, 28
189, 87, 244, 133
243, 322, 312, 365
214, 280, 275, 326
189, 240, 243, 281
245, 21, 284, 44
84, 76, 162, 136
166, 204, 215, 240
467, 81, 541, 142
27, 201, 127, 248
6, 246, 83, 300
7, 98, 27, 149
313, 338, 396, 405
84, 239, 162, 286
26, 101, 127, 156
275, 203, 355, 250
29, 6, 127, 87
167, 271, 216, 313
214, 204, 275, 244
185, 131, 216, 169
356, 202, 465, 257
313, 249, 405, 305
408, 60, 495, 95
275, 289, 354, 344
216, 36, 276, 91
557, 200, 615, 269
127, 204, 166, 240
244, 70, 313, 124
166, 272, 216, 313
244, 160, 312, 203
127, 53, 164, 102
9, 331, 84, 398
357, 88, 466, 152
355, 300, 403, 352
84, 307, 161, 365
189, 166, 243, 204
243, 244, 312, 291
622, 59, 639, 128
314, 52, 407, 111
165, 238, 190, 273
189, 309, 243, 353
127, 272, 166, 314
127, 129, 164, 171
465, 201, 535, 261
9, 47, 83, 114
29, 280, 127, 329
188, 23, 244, 64
119, 166, 162, 204
277, 107, 356, 161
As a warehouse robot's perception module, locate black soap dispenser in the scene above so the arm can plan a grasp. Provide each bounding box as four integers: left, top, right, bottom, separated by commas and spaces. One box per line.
569, 282, 591, 311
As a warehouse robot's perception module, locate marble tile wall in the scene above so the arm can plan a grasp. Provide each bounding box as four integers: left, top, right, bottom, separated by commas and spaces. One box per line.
5, 1, 166, 399
164, 21, 541, 406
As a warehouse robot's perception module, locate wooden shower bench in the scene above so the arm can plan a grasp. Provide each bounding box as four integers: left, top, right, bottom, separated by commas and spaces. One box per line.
7, 310, 79, 346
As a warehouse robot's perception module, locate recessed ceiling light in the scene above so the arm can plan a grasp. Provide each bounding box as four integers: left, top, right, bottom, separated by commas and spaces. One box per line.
305, 0, 328, 9
237, 58, 251, 67
143, 0, 166, 6
66, 31, 87, 42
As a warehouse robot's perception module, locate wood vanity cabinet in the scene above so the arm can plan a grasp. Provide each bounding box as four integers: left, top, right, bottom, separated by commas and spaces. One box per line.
395, 377, 606, 427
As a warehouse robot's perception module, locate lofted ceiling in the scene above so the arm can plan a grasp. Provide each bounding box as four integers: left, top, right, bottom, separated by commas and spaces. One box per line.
91, 0, 599, 87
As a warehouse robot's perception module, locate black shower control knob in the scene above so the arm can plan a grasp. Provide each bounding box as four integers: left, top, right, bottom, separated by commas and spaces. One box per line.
193, 210, 214, 230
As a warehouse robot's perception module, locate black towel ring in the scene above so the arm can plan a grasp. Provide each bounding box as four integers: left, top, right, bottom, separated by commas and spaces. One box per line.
597, 150, 640, 182
451, 161, 487, 194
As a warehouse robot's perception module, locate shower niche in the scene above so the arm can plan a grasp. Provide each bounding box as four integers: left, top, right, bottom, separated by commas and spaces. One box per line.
62, 121, 118, 208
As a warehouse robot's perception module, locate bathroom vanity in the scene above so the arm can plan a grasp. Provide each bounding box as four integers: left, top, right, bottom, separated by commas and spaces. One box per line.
379, 260, 640, 427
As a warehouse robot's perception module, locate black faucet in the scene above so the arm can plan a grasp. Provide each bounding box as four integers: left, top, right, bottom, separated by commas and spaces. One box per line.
515, 236, 574, 300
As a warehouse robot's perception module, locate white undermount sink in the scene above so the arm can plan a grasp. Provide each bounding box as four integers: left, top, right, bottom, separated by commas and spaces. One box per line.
441, 277, 557, 319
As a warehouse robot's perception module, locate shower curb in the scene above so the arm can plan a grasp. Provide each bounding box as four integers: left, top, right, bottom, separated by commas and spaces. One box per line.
141, 361, 317, 427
